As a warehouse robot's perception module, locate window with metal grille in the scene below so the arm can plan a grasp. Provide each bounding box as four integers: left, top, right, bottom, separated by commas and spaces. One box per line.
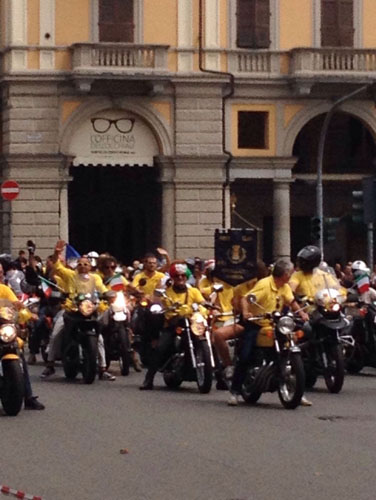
99, 0, 134, 42
236, 0, 270, 49
321, 0, 354, 47
238, 111, 268, 149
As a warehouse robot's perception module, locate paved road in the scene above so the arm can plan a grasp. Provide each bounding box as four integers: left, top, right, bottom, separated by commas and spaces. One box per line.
1, 363, 376, 500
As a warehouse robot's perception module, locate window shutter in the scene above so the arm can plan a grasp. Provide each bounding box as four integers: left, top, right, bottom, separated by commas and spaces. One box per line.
338, 0, 354, 47
236, 0, 256, 48
99, 0, 134, 43
254, 0, 270, 48
321, 0, 353, 47
236, 0, 270, 49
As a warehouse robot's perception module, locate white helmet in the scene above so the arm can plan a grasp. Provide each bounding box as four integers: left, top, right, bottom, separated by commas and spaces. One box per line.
351, 260, 369, 273
87, 251, 99, 267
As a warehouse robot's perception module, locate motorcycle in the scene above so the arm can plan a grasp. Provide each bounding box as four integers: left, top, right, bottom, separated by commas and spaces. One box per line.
102, 290, 132, 376
62, 293, 101, 384
299, 270, 351, 393
240, 294, 305, 409
0, 301, 25, 416
343, 292, 376, 373
151, 290, 215, 394
29, 290, 67, 363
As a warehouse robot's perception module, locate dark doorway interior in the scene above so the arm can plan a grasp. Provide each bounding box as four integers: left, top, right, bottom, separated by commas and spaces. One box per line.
68, 166, 161, 264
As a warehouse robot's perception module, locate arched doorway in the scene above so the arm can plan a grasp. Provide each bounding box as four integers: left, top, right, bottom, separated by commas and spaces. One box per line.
62, 106, 165, 264
68, 165, 161, 263
291, 111, 376, 264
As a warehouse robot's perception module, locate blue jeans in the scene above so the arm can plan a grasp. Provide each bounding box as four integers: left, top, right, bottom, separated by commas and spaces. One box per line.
231, 324, 260, 394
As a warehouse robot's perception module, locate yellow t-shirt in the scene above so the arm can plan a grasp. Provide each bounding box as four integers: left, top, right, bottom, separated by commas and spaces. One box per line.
233, 278, 258, 300
245, 275, 294, 328
164, 285, 206, 321
0, 284, 32, 324
53, 260, 107, 310
289, 269, 346, 301
132, 270, 165, 296
200, 278, 234, 322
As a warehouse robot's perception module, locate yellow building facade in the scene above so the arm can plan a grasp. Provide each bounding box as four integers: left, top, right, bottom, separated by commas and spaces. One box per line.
1, 0, 376, 264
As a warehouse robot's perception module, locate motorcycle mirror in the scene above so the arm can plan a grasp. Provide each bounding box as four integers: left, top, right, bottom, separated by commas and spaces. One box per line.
139, 278, 147, 286
247, 294, 257, 304
212, 284, 224, 293
154, 288, 166, 298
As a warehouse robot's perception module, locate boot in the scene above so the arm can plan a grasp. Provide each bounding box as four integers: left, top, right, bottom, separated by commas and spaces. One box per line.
131, 350, 142, 372
139, 369, 155, 390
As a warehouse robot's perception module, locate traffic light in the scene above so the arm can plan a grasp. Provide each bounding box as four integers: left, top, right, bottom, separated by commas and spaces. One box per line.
352, 190, 364, 224
310, 217, 321, 242
362, 177, 376, 224
324, 217, 340, 243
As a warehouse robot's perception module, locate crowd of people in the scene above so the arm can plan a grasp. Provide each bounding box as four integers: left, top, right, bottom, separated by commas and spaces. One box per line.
0, 238, 373, 412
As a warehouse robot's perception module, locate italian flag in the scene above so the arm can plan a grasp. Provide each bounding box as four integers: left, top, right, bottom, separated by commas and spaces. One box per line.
355, 272, 370, 294
108, 273, 125, 292
40, 276, 53, 298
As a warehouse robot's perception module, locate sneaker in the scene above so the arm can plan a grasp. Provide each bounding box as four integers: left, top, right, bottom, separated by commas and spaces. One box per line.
25, 396, 45, 410
27, 353, 36, 365
224, 365, 234, 380
227, 393, 240, 406
40, 366, 55, 378
99, 371, 116, 381
300, 395, 313, 407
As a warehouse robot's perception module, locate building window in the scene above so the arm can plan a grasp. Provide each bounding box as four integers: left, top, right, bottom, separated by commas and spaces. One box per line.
321, 0, 354, 47
236, 0, 271, 49
238, 111, 268, 149
98, 0, 134, 42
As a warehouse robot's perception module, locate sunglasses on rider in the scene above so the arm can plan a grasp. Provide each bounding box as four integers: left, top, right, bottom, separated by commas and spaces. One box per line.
105, 265, 116, 270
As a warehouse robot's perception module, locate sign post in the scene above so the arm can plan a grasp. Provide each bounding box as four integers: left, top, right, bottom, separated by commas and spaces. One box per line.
1, 180, 20, 201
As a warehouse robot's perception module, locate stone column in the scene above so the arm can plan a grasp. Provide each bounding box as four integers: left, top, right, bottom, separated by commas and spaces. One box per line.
273, 179, 293, 260
157, 156, 176, 257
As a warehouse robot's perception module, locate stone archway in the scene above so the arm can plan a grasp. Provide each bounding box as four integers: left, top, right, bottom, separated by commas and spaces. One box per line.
289, 107, 376, 263
58, 99, 174, 262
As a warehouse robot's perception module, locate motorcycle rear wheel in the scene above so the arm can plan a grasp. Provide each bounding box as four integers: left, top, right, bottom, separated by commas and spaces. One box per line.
82, 336, 98, 384
345, 343, 365, 374
119, 326, 131, 376
63, 345, 80, 380
241, 368, 262, 404
163, 371, 183, 388
0, 359, 24, 416
324, 344, 345, 393
278, 353, 305, 409
195, 341, 213, 394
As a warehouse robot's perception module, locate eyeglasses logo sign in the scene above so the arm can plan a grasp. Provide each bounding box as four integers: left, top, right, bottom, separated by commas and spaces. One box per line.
90, 116, 136, 154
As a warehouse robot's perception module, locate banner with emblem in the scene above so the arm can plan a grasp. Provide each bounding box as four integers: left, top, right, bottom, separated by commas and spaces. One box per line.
214, 228, 258, 286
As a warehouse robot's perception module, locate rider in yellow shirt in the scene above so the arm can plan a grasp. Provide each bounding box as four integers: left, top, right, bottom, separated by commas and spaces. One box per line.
139, 263, 206, 390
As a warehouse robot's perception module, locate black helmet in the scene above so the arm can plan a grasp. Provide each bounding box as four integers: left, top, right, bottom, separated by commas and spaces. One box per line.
297, 245, 321, 272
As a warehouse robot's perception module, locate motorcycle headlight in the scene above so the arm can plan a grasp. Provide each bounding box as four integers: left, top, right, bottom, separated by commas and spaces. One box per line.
0, 324, 17, 343
150, 304, 163, 314
278, 316, 295, 335
78, 299, 96, 317
190, 312, 207, 336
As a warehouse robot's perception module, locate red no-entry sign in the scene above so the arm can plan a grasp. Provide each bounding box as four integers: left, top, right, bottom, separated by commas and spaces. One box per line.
1, 180, 20, 201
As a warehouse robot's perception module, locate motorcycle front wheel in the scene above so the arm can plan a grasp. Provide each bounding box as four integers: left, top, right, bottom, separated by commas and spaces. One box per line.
323, 344, 345, 393
0, 359, 24, 416
195, 341, 213, 394
81, 336, 98, 384
278, 352, 305, 409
